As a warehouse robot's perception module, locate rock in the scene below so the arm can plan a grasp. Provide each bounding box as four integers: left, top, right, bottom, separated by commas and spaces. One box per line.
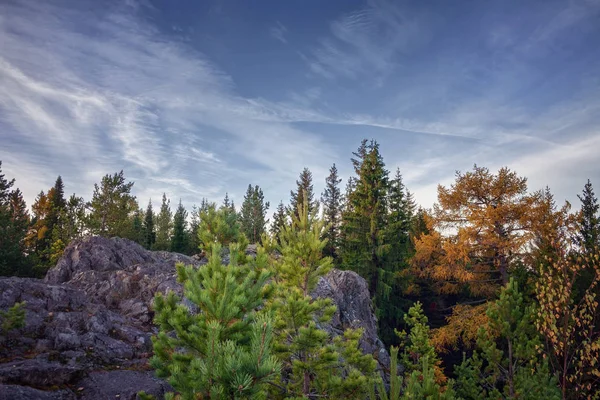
315, 269, 391, 372
0, 236, 390, 393
77, 370, 172, 400
0, 385, 75, 400
0, 358, 84, 386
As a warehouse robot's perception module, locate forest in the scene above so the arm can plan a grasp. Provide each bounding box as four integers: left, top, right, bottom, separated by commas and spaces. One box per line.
0, 138, 599, 399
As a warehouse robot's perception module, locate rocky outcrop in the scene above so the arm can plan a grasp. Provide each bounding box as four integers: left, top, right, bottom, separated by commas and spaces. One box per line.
1, 236, 389, 397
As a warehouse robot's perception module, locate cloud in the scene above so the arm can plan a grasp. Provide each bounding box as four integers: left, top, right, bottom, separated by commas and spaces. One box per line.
305, 0, 430, 81
269, 21, 288, 44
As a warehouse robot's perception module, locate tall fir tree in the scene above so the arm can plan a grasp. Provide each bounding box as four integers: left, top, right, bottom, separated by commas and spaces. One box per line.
240, 184, 270, 244
289, 167, 318, 219
87, 171, 137, 238
187, 204, 201, 255
270, 201, 287, 244
379, 168, 414, 345
143, 200, 156, 250
170, 200, 188, 253
154, 193, 172, 251
576, 179, 599, 255
340, 139, 389, 303
321, 163, 342, 261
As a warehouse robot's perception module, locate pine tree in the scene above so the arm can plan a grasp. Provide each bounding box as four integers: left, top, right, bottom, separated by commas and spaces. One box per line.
289, 167, 318, 219
0, 162, 32, 277
64, 194, 86, 242
143, 200, 156, 249
130, 208, 145, 246
455, 279, 560, 399
87, 171, 137, 237
147, 243, 280, 399
154, 193, 172, 251
187, 204, 200, 255
577, 179, 599, 255
321, 163, 342, 261
240, 184, 270, 244
47, 176, 66, 242
270, 198, 376, 399
171, 200, 188, 253
340, 140, 389, 302
379, 168, 414, 345
197, 202, 247, 255
222, 192, 232, 209
270, 201, 287, 244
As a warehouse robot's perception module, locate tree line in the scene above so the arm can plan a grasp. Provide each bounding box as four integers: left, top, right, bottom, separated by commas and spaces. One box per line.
1, 136, 599, 398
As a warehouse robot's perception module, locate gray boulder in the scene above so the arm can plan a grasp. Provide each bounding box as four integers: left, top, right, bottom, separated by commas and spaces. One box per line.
0, 236, 389, 395
0, 385, 75, 400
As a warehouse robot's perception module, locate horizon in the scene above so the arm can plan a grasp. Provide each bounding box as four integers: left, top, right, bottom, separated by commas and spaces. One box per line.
1, 0, 599, 211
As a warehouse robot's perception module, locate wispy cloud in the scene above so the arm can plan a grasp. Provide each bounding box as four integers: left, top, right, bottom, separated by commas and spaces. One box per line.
305, 0, 430, 81
269, 21, 288, 44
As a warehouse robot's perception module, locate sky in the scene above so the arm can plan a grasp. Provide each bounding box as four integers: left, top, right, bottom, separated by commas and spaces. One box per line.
1, 0, 599, 214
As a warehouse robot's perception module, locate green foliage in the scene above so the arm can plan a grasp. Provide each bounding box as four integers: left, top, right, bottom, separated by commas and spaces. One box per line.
270, 201, 287, 245
577, 179, 599, 255
269, 198, 376, 399
454, 279, 560, 399
0, 301, 26, 335
0, 162, 32, 276
171, 200, 188, 253
321, 163, 342, 262
371, 304, 453, 400
87, 170, 137, 237
197, 202, 247, 255
148, 243, 280, 399
240, 184, 270, 244
143, 200, 156, 249
289, 167, 318, 220
153, 193, 172, 251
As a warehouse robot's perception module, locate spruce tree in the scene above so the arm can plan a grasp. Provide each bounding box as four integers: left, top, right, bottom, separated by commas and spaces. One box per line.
289, 167, 318, 219
143, 200, 156, 249
269, 198, 376, 399
270, 201, 287, 244
171, 200, 188, 253
154, 193, 172, 251
340, 140, 389, 302
321, 163, 342, 261
379, 168, 414, 345
130, 208, 145, 246
240, 184, 270, 244
0, 163, 31, 276
187, 204, 201, 255
147, 243, 280, 399
87, 171, 136, 237
576, 179, 599, 255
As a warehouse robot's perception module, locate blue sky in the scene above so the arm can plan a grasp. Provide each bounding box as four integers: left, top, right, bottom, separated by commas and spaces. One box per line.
1, 0, 599, 213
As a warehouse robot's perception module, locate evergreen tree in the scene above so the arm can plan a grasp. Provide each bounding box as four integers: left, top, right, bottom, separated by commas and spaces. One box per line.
147, 243, 280, 399
222, 192, 232, 209
0, 162, 32, 276
576, 179, 599, 255
455, 279, 560, 399
130, 208, 145, 246
154, 193, 172, 251
143, 200, 156, 250
340, 140, 389, 303
269, 198, 376, 399
289, 167, 318, 219
171, 200, 188, 253
379, 168, 414, 345
240, 184, 270, 244
270, 201, 287, 244
186, 204, 200, 255
198, 202, 247, 255
87, 171, 137, 237
47, 176, 66, 242
373, 303, 454, 400
321, 163, 342, 261
64, 194, 86, 242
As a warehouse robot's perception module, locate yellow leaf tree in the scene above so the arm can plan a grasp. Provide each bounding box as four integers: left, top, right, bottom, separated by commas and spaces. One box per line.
413, 165, 539, 349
